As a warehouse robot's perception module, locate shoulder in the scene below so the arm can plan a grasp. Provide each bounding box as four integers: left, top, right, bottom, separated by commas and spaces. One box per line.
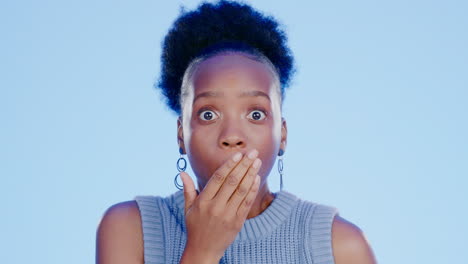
96, 200, 143, 264
331, 215, 377, 264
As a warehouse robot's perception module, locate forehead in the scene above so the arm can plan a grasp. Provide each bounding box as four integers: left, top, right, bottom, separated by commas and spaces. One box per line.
191, 53, 277, 96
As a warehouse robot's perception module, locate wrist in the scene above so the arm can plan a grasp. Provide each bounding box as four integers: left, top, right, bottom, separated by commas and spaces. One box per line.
180, 246, 221, 264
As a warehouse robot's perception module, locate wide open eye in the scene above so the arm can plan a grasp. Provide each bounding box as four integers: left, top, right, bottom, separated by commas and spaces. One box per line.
247, 110, 267, 121
199, 110, 219, 121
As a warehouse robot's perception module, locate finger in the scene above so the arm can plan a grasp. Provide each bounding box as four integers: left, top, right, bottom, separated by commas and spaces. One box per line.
236, 175, 261, 219
180, 172, 197, 213
214, 149, 258, 204
199, 152, 243, 200
227, 158, 261, 210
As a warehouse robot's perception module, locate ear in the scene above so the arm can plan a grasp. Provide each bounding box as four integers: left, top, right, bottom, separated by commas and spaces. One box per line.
177, 116, 186, 154
279, 117, 287, 155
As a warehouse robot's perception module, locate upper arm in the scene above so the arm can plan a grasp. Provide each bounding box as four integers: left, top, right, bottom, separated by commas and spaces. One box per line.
332, 215, 377, 264
96, 200, 144, 264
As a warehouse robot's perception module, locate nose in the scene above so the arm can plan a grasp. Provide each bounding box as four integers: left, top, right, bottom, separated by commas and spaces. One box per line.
220, 135, 245, 148
219, 120, 246, 149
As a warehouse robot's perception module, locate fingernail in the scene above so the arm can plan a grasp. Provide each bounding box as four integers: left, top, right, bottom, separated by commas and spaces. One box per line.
233, 152, 242, 162
255, 175, 260, 184
248, 149, 258, 159
253, 158, 261, 169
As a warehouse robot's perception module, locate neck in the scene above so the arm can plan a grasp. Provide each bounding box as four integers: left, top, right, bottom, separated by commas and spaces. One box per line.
246, 183, 275, 219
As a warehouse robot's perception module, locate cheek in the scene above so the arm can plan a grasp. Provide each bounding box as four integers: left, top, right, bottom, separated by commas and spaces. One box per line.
252, 126, 280, 174
188, 128, 213, 153
185, 126, 219, 179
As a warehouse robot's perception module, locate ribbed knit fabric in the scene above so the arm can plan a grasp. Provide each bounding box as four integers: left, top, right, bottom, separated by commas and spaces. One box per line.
135, 190, 337, 264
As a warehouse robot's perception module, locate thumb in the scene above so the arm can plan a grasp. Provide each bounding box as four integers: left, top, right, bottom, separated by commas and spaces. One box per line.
180, 172, 197, 213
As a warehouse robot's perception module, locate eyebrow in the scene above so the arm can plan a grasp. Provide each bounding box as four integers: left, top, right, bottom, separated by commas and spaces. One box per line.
239, 90, 271, 101
193, 90, 271, 103
193, 91, 222, 103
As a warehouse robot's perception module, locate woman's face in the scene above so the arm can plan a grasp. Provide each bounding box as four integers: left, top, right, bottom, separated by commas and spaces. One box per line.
178, 53, 287, 189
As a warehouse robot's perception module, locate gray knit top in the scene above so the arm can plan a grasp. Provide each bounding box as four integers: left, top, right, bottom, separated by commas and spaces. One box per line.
135, 190, 337, 264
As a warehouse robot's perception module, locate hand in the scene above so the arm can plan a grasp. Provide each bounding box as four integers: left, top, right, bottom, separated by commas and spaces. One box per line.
179, 149, 262, 264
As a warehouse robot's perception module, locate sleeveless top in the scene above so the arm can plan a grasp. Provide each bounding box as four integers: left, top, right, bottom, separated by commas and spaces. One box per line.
135, 190, 337, 264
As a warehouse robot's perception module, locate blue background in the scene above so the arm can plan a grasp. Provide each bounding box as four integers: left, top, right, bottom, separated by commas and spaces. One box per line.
1, 0, 467, 263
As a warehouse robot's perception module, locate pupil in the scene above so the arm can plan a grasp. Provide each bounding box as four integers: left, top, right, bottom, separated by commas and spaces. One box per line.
253, 112, 261, 120
204, 112, 213, 120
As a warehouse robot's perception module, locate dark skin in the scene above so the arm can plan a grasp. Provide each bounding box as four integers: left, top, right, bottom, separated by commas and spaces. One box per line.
96, 53, 377, 264
178, 53, 286, 220
177, 53, 286, 262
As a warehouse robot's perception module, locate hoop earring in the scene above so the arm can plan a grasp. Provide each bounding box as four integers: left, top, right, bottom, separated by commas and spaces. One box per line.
278, 149, 284, 191
174, 152, 187, 190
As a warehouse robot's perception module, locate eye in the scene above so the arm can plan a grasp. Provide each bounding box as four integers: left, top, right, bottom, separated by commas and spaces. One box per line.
247, 110, 267, 121
199, 110, 218, 121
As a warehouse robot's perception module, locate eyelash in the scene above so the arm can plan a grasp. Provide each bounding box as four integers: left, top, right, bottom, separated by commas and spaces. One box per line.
196, 107, 268, 122
198, 108, 219, 121
247, 108, 268, 121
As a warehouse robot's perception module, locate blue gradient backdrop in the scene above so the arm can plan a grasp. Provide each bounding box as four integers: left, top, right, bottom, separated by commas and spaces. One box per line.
1, 0, 467, 263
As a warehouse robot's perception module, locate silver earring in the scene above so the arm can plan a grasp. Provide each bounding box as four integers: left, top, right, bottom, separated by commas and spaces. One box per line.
278, 149, 284, 191
174, 148, 187, 190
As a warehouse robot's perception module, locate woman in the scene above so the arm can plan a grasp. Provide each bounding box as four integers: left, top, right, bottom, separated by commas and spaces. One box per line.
96, 1, 376, 263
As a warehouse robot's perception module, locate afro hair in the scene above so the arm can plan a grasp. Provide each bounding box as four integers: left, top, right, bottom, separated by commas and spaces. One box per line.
158, 0, 295, 114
